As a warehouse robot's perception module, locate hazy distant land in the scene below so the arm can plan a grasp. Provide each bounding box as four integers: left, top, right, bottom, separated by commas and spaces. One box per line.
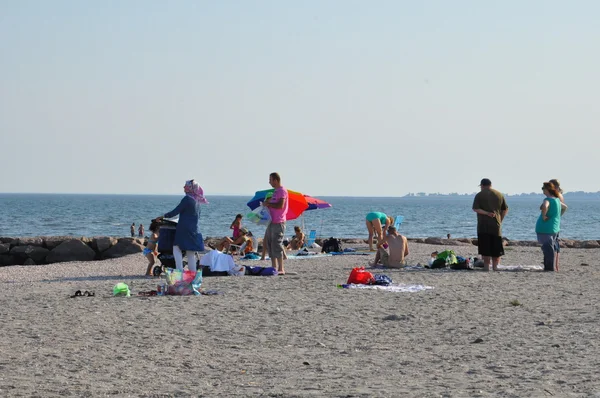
402, 191, 600, 199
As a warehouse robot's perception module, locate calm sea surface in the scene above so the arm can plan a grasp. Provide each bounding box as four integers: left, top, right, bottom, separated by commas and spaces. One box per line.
0, 194, 598, 241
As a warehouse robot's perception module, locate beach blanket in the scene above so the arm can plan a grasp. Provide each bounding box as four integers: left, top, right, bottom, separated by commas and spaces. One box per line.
243, 253, 332, 260
386, 264, 544, 272
330, 251, 371, 256
339, 283, 433, 293
287, 253, 332, 259
368, 264, 414, 270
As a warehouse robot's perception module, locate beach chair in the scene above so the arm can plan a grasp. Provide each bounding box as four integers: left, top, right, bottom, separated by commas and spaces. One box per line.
393, 215, 404, 230
229, 235, 257, 255
303, 229, 317, 248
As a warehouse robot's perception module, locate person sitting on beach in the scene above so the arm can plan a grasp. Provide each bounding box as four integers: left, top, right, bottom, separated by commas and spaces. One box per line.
286, 226, 305, 251
369, 226, 409, 268
230, 214, 243, 239
143, 220, 160, 277
365, 212, 393, 251
217, 227, 250, 253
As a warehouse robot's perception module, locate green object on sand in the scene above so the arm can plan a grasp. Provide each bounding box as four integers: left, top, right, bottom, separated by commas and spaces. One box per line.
113, 283, 131, 297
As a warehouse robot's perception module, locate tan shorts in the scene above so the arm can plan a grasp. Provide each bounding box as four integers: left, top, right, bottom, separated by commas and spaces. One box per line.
266, 222, 286, 259
379, 247, 406, 268
379, 248, 390, 266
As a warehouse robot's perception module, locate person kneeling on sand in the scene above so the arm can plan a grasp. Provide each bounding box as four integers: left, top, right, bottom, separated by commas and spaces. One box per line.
370, 226, 409, 268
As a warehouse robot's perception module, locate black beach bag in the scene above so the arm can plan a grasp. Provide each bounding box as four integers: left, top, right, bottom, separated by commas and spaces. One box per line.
321, 237, 343, 253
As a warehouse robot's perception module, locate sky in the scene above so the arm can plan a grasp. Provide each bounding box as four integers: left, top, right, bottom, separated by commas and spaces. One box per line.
1, 0, 598, 197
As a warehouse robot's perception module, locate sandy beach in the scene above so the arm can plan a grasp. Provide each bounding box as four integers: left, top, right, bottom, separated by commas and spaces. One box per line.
1, 242, 600, 397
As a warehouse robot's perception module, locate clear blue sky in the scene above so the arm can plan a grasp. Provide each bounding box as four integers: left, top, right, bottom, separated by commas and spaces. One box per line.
1, 0, 598, 196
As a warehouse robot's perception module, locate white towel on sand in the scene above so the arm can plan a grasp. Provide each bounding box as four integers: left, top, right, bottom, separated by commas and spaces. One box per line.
496, 264, 544, 271
343, 283, 434, 293
200, 250, 235, 272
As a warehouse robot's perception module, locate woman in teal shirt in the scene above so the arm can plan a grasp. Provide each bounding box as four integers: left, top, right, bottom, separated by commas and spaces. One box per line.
535, 181, 565, 271
365, 212, 393, 251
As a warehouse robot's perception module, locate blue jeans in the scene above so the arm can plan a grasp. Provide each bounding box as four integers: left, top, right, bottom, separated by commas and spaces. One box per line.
537, 233, 558, 271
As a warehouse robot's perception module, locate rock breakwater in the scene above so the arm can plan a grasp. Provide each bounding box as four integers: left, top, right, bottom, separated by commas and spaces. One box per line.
0, 236, 145, 266
1, 235, 598, 267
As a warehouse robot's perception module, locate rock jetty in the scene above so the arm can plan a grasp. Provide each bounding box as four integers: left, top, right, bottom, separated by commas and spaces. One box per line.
0, 236, 145, 266
1, 236, 598, 267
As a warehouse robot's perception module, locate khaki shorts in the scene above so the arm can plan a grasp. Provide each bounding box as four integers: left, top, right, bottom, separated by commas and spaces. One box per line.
379, 247, 406, 268
266, 222, 286, 259
379, 247, 390, 266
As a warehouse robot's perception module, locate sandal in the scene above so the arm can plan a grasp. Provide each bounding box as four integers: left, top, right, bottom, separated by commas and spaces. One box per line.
70, 290, 95, 298
137, 291, 157, 296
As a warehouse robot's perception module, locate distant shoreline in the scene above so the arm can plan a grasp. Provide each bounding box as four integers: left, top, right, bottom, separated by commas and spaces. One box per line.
402, 192, 600, 199
1, 192, 599, 198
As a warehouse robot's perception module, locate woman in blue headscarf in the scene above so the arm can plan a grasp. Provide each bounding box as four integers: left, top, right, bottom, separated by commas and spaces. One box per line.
157, 179, 208, 272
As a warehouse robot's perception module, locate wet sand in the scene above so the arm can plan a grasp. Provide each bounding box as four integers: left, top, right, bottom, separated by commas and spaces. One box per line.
1, 242, 599, 397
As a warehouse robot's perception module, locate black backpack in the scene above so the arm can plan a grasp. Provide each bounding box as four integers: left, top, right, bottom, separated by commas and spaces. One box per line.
321, 237, 343, 253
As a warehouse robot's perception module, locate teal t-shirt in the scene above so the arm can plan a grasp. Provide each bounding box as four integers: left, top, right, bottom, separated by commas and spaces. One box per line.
535, 197, 561, 234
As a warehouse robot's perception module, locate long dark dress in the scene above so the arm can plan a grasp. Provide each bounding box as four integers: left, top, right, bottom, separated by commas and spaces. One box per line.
164, 195, 205, 252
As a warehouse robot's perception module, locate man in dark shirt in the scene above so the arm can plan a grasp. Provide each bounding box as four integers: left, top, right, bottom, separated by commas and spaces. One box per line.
472, 178, 509, 271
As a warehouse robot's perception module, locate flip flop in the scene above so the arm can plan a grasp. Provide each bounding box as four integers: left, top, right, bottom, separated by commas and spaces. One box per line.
71, 290, 95, 298
137, 291, 157, 296
200, 290, 223, 295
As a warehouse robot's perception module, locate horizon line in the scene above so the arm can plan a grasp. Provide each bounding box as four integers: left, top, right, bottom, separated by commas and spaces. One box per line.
1, 191, 598, 197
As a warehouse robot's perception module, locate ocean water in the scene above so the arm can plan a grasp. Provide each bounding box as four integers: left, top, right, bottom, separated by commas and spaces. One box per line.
0, 194, 598, 241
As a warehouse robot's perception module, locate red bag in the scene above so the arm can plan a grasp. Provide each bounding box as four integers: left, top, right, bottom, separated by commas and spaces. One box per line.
347, 267, 375, 285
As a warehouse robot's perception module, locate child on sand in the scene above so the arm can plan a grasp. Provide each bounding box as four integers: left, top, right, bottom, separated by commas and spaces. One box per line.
144, 220, 160, 276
